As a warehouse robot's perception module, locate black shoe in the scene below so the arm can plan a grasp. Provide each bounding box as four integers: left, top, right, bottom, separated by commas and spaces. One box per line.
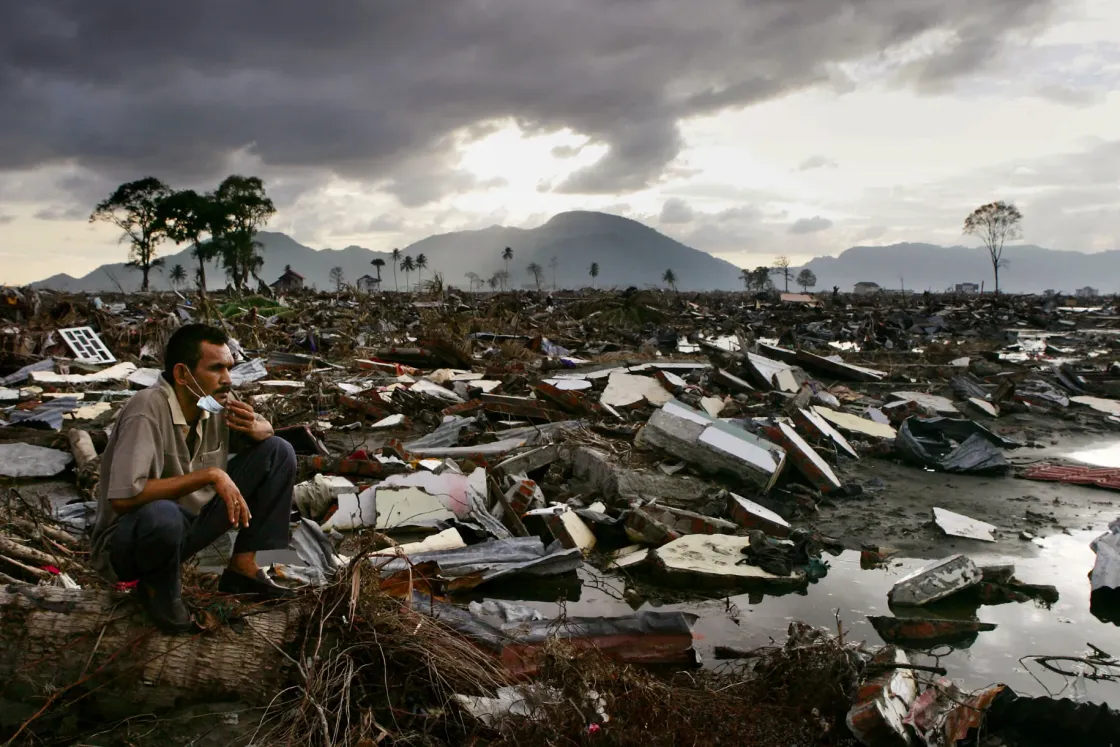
136, 580, 194, 634
218, 569, 297, 599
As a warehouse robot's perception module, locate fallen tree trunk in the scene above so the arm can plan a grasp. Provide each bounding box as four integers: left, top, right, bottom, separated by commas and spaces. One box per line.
0, 586, 302, 722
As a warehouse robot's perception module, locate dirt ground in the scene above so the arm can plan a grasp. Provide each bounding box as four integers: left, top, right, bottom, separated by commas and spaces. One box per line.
818, 414, 1120, 559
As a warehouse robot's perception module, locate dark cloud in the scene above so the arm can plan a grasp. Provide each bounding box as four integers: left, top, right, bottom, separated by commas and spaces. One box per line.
0, 213, 13, 225
659, 197, 694, 224
789, 216, 833, 234
797, 155, 837, 171
0, 0, 1057, 203
33, 204, 88, 221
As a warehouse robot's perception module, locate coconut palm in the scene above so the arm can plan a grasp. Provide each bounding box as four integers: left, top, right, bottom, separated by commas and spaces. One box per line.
416, 253, 428, 286
662, 268, 677, 291
169, 263, 187, 290
371, 257, 386, 282
589, 262, 600, 288
401, 255, 416, 291
391, 248, 401, 292
502, 246, 513, 277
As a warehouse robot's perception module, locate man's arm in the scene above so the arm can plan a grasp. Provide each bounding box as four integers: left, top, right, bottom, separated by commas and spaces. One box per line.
111, 467, 251, 527
226, 398, 273, 442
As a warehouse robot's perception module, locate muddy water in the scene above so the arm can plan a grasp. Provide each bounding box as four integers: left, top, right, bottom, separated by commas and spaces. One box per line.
488, 527, 1120, 707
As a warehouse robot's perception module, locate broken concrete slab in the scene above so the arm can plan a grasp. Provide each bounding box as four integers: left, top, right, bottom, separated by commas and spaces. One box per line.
571, 447, 711, 509
888, 555, 982, 606
888, 391, 959, 415
1071, 395, 1120, 417
933, 507, 997, 542
764, 421, 843, 493
791, 407, 858, 459
726, 492, 791, 538
637, 400, 786, 492
607, 545, 651, 570
811, 406, 897, 440
744, 353, 800, 393
700, 396, 725, 418
0, 443, 73, 478
30, 361, 137, 387
601, 371, 675, 408
494, 445, 562, 478
652, 534, 807, 591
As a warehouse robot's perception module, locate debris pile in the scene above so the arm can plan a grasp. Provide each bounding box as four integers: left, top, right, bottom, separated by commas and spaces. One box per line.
3, 284, 1120, 744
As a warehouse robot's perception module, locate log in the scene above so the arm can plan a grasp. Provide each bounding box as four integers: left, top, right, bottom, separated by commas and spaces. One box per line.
0, 586, 301, 717
67, 428, 99, 472
0, 535, 63, 568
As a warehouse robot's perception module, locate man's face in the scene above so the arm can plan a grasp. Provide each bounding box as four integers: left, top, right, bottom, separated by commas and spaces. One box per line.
176, 341, 235, 403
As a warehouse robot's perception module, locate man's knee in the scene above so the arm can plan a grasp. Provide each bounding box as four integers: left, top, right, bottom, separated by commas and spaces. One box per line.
263, 435, 297, 476
134, 500, 187, 547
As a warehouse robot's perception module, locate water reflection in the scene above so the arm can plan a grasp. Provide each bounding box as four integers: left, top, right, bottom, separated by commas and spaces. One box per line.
1069, 443, 1120, 469
483, 528, 1117, 706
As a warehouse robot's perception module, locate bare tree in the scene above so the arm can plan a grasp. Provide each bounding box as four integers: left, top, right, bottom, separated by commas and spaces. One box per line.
527, 262, 544, 290
771, 256, 793, 292
329, 266, 345, 291
964, 201, 1022, 293
796, 268, 817, 292
494, 269, 510, 291
465, 271, 481, 292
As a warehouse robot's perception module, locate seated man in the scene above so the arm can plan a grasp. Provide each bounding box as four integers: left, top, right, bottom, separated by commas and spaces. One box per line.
90, 324, 297, 632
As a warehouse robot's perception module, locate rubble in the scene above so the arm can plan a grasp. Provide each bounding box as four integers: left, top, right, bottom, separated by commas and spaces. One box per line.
5, 284, 1120, 744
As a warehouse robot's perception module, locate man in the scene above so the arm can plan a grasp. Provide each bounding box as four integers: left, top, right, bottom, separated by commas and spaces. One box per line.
90, 324, 297, 633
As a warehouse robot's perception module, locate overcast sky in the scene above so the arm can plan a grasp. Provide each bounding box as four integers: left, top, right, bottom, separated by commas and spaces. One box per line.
1, 0, 1117, 285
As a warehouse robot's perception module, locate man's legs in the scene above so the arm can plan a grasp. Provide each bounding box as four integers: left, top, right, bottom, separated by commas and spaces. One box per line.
108, 500, 193, 631
181, 435, 297, 577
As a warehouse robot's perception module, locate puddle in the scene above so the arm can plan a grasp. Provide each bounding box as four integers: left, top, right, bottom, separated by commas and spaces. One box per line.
1070, 444, 1120, 469
483, 529, 1119, 707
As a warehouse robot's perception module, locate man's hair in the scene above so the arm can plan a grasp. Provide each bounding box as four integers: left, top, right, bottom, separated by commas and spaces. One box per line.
163, 324, 230, 382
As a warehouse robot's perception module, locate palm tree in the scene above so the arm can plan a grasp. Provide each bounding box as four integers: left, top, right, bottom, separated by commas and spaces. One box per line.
391, 248, 401, 292
371, 257, 386, 283
662, 269, 677, 291
416, 253, 428, 286
169, 263, 187, 290
502, 246, 513, 278
527, 262, 544, 290
401, 255, 415, 292
589, 262, 600, 288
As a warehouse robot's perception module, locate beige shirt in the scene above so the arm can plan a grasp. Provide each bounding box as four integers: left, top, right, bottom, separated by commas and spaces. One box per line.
89, 376, 233, 579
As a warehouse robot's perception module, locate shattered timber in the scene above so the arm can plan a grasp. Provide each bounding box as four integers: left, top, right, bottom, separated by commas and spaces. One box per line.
2, 283, 1120, 746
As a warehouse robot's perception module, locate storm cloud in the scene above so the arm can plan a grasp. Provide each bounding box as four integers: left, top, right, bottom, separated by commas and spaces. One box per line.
0, 0, 1057, 205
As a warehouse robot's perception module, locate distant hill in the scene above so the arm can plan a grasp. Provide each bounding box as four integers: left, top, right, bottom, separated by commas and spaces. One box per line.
29, 211, 746, 293
799, 242, 1119, 294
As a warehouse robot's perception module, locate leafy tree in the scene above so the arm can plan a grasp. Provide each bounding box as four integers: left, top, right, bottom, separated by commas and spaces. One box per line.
487, 274, 499, 291
589, 262, 600, 287
796, 268, 817, 292
89, 177, 173, 292
527, 262, 544, 290
739, 268, 751, 290
502, 246, 513, 278
748, 266, 774, 292
391, 248, 401, 292
371, 257, 385, 282
169, 263, 187, 289
330, 266, 345, 291
401, 255, 416, 291
494, 269, 510, 291
416, 253, 428, 286
160, 188, 222, 294
964, 201, 1022, 293
662, 268, 677, 291
771, 256, 793, 292
213, 175, 275, 292
465, 272, 481, 292
549, 256, 559, 290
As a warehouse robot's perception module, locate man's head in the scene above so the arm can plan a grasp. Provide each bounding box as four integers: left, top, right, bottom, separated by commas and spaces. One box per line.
163, 324, 234, 404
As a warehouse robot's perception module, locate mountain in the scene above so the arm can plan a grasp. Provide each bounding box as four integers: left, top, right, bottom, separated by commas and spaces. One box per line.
28, 211, 746, 293
799, 243, 1120, 294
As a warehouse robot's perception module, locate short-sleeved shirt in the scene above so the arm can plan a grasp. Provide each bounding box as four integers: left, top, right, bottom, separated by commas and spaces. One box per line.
89, 376, 232, 580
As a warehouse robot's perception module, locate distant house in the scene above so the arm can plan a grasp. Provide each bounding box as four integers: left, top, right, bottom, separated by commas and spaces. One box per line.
271, 267, 304, 293
1076, 286, 1099, 299
356, 274, 381, 294
955, 282, 980, 294
853, 281, 881, 295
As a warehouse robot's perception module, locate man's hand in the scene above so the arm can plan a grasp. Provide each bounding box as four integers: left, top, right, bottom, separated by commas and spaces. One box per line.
225, 399, 274, 442
213, 468, 251, 528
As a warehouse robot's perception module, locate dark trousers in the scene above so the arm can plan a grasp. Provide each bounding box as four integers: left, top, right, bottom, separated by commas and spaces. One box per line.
109, 436, 296, 599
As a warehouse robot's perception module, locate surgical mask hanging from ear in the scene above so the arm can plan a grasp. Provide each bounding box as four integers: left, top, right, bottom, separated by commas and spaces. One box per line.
184, 368, 225, 414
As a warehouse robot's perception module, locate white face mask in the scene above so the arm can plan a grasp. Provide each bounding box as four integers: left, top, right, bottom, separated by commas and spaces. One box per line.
184, 368, 225, 414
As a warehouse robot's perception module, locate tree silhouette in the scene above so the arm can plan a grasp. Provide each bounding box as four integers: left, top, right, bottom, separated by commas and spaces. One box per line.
549, 256, 559, 290
796, 268, 817, 292
416, 253, 428, 286
527, 262, 544, 290
212, 175, 275, 292
589, 262, 600, 288
494, 269, 510, 291
488, 274, 499, 291
371, 257, 385, 282
739, 268, 751, 290
330, 266, 345, 291
465, 272, 481, 292
771, 256, 793, 292
160, 188, 221, 295
662, 269, 677, 291
964, 201, 1022, 293
401, 255, 416, 291
169, 263, 186, 290
502, 246, 513, 278
391, 248, 401, 292
89, 177, 173, 292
